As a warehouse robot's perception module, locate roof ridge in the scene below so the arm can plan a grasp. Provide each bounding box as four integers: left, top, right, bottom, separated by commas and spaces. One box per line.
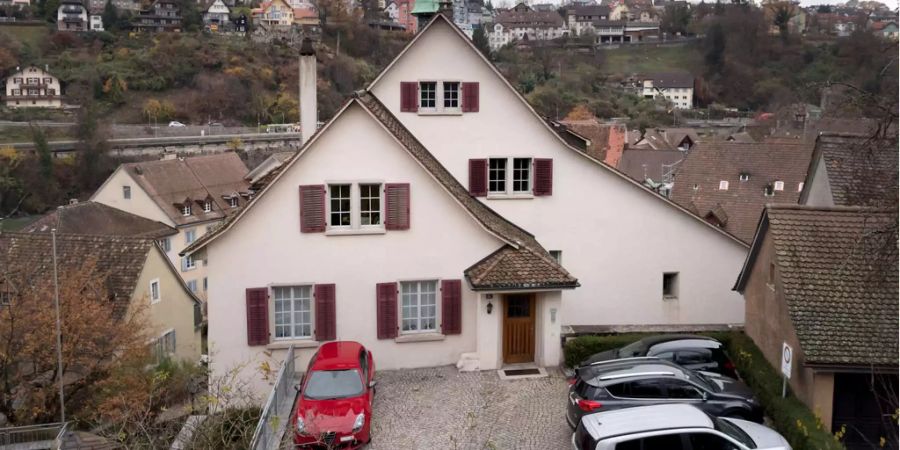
766, 204, 895, 212
0, 231, 155, 242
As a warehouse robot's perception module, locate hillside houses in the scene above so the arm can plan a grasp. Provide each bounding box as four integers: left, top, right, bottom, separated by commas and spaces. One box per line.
2, 66, 63, 109
488, 4, 568, 50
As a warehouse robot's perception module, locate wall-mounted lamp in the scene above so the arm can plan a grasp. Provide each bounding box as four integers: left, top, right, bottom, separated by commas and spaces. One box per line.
487, 301, 493, 314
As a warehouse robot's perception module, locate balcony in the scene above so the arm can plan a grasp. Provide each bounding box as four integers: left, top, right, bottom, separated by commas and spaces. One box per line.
60, 6, 83, 13
4, 94, 62, 101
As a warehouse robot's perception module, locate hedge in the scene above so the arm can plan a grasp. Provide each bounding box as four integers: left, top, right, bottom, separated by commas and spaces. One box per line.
563, 331, 843, 450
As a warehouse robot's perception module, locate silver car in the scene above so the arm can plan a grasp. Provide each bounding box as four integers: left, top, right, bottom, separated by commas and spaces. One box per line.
572, 404, 791, 450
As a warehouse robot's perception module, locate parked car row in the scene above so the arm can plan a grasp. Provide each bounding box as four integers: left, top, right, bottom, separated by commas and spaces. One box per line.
569, 335, 792, 450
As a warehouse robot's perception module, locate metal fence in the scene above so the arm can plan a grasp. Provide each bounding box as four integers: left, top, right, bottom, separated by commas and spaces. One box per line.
0, 422, 68, 449
249, 345, 296, 450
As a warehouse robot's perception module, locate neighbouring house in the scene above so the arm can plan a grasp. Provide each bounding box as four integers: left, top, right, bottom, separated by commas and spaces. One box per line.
395, 0, 417, 33
669, 141, 814, 242
0, 232, 203, 363
91, 153, 251, 300
23, 200, 177, 240
3, 66, 63, 109
555, 118, 627, 166
203, 0, 231, 31
630, 127, 699, 151
184, 14, 749, 400
871, 20, 898, 40
57, 0, 88, 30
292, 6, 319, 27
733, 205, 898, 449
251, 0, 291, 27
246, 151, 296, 188
564, 4, 610, 35
488, 4, 568, 50
640, 72, 694, 109
89, 8, 104, 30
799, 132, 897, 208
132, 0, 181, 32
385, 0, 399, 21
617, 149, 685, 196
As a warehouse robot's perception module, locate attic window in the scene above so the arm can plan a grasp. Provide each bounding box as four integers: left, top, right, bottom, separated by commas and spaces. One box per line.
764, 185, 774, 197
182, 204, 192, 216
692, 184, 699, 191
718, 181, 729, 190
739, 173, 750, 182
797, 182, 804, 192
203, 201, 212, 213
773, 181, 784, 191
228, 197, 239, 208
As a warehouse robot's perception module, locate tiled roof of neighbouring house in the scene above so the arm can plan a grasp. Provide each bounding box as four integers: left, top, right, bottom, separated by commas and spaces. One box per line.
670, 141, 814, 242
496, 10, 564, 28
644, 72, 694, 89
111, 153, 250, 226
810, 132, 898, 207
743, 205, 898, 366
0, 232, 156, 319
557, 119, 627, 166
618, 149, 685, 184
23, 201, 177, 239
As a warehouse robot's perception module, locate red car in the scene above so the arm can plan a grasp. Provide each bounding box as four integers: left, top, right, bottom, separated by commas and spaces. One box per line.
292, 341, 375, 449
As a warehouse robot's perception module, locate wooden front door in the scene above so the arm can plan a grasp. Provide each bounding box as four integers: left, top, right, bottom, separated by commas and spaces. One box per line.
503, 294, 535, 364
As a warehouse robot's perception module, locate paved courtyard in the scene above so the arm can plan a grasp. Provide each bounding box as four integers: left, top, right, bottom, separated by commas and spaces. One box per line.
368, 365, 571, 449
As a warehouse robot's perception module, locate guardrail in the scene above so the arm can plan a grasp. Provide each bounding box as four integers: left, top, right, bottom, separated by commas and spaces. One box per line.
0, 422, 68, 448
249, 345, 296, 450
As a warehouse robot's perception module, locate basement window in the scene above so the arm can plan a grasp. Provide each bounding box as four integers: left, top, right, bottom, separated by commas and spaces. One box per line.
663, 272, 679, 299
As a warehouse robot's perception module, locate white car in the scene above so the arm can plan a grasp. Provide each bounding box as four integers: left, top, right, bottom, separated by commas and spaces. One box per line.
572, 404, 791, 450
168, 121, 186, 127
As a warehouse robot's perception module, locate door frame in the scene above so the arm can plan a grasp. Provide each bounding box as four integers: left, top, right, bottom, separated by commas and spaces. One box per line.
502, 293, 536, 364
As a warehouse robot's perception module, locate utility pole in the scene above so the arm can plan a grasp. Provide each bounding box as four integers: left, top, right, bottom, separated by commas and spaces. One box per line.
51, 229, 66, 423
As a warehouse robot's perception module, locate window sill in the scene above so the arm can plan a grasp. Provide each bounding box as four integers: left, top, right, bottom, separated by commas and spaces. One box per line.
394, 333, 445, 344
663, 295, 678, 301
325, 228, 387, 236
267, 340, 320, 350
486, 193, 534, 200
417, 110, 463, 116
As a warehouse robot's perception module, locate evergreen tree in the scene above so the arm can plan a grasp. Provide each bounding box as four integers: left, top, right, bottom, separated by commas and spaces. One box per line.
30, 126, 53, 181
472, 26, 490, 57
102, 0, 119, 30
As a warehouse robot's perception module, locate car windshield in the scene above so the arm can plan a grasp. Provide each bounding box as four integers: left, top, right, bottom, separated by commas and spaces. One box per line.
303, 369, 364, 400
617, 339, 648, 357
713, 416, 757, 448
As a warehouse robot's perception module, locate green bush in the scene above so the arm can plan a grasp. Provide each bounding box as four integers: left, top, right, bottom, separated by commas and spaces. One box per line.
562, 331, 844, 450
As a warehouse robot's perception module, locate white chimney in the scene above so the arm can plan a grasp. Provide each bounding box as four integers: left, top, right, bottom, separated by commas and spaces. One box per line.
299, 38, 317, 145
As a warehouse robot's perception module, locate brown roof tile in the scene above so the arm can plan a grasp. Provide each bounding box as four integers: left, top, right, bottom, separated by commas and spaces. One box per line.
811, 133, 898, 207
670, 141, 814, 243
23, 201, 177, 239
618, 149, 685, 183
750, 206, 898, 366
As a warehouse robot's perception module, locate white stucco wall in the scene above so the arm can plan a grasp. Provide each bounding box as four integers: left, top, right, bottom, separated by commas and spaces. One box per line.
370, 19, 748, 328
206, 104, 516, 396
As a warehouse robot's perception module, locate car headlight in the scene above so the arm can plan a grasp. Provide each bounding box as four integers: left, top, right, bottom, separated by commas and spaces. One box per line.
296, 415, 305, 434
352, 413, 365, 433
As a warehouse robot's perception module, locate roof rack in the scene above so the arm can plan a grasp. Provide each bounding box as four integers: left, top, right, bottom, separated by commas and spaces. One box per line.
582, 356, 662, 367
598, 371, 676, 381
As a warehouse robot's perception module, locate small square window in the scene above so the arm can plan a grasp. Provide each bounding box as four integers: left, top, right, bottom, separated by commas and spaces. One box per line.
489, 158, 507, 193
228, 197, 239, 208
185, 229, 196, 244
181, 204, 192, 216
419, 81, 437, 109
329, 184, 352, 227
774, 181, 784, 191
663, 272, 678, 299
183, 255, 197, 271
549, 250, 562, 263
203, 201, 212, 212
443, 82, 460, 109
186, 280, 198, 293
764, 185, 774, 197
739, 173, 749, 182
150, 279, 161, 303
718, 181, 729, 190
123, 185, 131, 199
158, 238, 171, 252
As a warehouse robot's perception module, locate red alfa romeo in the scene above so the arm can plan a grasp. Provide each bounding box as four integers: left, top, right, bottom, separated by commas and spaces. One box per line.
292, 341, 375, 449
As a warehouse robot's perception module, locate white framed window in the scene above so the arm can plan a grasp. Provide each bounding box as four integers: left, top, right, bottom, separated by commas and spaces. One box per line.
489, 157, 533, 195
150, 279, 161, 304
184, 228, 196, 244
154, 329, 176, 359
183, 255, 197, 271
158, 238, 171, 252
359, 184, 382, 226
228, 197, 239, 208
123, 185, 131, 199
443, 81, 460, 109
272, 285, 312, 340
419, 81, 437, 109
488, 158, 507, 193
718, 180, 729, 190
181, 204, 192, 216
774, 181, 784, 191
186, 279, 197, 293
400, 280, 438, 334
203, 201, 212, 212
512, 158, 532, 193
419, 81, 462, 113
328, 184, 352, 228
739, 173, 750, 182
797, 182, 804, 192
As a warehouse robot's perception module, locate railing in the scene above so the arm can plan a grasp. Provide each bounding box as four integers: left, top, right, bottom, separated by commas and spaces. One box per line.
0, 422, 68, 448
249, 345, 296, 450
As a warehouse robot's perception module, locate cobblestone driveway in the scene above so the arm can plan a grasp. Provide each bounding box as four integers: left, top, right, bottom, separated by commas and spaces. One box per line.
368, 365, 571, 450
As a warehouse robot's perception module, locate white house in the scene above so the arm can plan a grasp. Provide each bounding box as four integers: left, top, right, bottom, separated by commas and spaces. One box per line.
57, 0, 88, 31
203, 0, 231, 30
641, 72, 694, 109
186, 14, 748, 400
488, 4, 568, 50
384, 0, 399, 21
3, 66, 62, 109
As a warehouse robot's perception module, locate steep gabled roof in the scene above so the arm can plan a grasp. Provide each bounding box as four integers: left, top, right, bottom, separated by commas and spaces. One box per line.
643, 72, 694, 89
734, 205, 898, 367
801, 132, 898, 207
23, 201, 177, 239
367, 13, 747, 248
183, 94, 578, 291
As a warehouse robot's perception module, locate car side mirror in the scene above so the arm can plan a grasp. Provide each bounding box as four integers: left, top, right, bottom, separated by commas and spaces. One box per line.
369, 380, 377, 389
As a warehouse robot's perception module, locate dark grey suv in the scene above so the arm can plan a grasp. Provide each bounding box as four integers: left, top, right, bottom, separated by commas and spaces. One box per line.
566, 358, 763, 430
580, 335, 738, 378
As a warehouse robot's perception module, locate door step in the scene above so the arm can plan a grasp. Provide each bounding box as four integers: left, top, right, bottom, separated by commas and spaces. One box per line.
497, 365, 548, 380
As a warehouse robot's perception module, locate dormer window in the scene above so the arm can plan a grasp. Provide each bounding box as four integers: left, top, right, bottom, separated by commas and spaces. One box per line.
764, 185, 774, 197
739, 173, 750, 182
773, 181, 784, 191
203, 201, 212, 213
182, 204, 192, 216
228, 197, 239, 208
692, 184, 699, 191
797, 182, 804, 192
718, 181, 729, 190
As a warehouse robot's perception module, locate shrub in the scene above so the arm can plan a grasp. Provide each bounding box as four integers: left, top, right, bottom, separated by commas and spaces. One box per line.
563, 333, 650, 367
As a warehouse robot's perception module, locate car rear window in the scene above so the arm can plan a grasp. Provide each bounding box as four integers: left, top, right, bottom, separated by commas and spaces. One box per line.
714, 416, 757, 448
303, 369, 364, 400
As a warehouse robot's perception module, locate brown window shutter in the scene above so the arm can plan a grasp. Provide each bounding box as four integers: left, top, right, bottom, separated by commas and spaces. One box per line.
299, 185, 326, 232
534, 158, 553, 196
314, 284, 336, 341
441, 279, 462, 335
245, 287, 269, 346
400, 82, 418, 112
376, 282, 398, 339
462, 82, 480, 112
468, 159, 487, 197
384, 183, 410, 230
